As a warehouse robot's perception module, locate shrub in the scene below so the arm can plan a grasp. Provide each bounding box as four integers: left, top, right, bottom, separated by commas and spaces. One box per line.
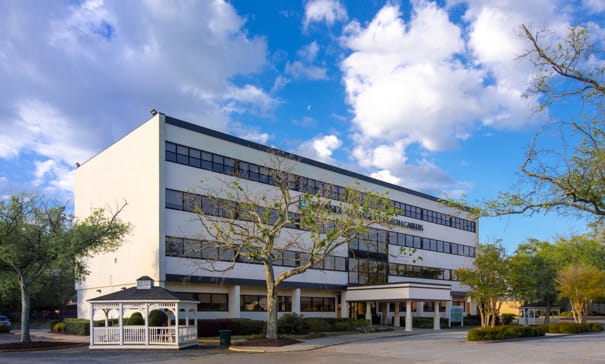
467, 325, 545, 341
148, 310, 168, 327
538, 322, 603, 334
52, 322, 65, 333
49, 320, 61, 331
126, 312, 145, 326
501, 314, 515, 325
334, 318, 370, 331
232, 318, 265, 335
277, 313, 307, 335
64, 318, 90, 336
304, 317, 333, 332
0, 323, 10, 333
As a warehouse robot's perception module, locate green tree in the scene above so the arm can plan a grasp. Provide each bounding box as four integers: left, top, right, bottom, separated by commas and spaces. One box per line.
556, 264, 605, 323
0, 194, 130, 342
456, 243, 511, 328
190, 155, 410, 339
479, 25, 604, 221
508, 239, 559, 323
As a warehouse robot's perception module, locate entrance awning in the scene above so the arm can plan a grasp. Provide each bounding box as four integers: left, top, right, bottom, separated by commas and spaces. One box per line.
345, 281, 452, 302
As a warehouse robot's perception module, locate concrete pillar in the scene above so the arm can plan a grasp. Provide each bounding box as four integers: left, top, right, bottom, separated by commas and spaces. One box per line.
417, 301, 424, 316
341, 292, 349, 318
293, 288, 301, 314
381, 302, 388, 325
393, 302, 401, 327
433, 301, 441, 330
446, 301, 452, 328
365, 302, 372, 323
405, 300, 412, 332
229, 285, 241, 318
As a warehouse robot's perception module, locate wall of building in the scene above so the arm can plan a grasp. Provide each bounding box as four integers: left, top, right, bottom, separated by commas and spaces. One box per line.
75, 115, 162, 317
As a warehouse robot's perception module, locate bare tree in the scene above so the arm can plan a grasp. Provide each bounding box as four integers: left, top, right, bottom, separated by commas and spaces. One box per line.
185, 154, 407, 339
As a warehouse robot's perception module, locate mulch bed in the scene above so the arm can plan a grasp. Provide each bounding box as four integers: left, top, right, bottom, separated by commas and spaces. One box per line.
0, 341, 84, 351
236, 337, 301, 347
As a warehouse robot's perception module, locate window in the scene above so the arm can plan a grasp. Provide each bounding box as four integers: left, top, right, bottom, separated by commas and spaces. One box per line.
301, 297, 335, 312
165, 236, 184, 256
198, 293, 228, 311
241, 295, 291, 312
166, 189, 183, 210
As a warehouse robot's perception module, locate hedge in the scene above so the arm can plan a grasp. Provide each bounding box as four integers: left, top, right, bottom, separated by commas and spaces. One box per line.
467, 325, 545, 341
0, 323, 10, 333
197, 318, 265, 337
64, 318, 90, 336
538, 322, 604, 334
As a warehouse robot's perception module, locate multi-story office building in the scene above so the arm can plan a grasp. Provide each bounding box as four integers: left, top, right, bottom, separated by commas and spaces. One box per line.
76, 113, 477, 326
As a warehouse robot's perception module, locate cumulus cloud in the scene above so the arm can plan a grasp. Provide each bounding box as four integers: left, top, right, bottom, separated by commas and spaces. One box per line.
285, 42, 328, 80
0, 0, 271, 195
338, 1, 572, 194
297, 134, 343, 163
303, 0, 348, 30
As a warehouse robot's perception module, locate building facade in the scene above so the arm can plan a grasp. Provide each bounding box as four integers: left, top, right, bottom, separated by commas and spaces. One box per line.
76, 113, 478, 326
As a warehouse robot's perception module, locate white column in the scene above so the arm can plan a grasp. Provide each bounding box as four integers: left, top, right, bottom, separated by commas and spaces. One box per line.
340, 292, 349, 318
119, 303, 124, 346
381, 302, 388, 325
417, 301, 424, 316
89, 305, 94, 346
145, 303, 149, 345
365, 302, 372, 323
405, 300, 412, 332
293, 288, 301, 314
229, 285, 241, 318
393, 302, 400, 327
433, 301, 441, 330
175, 303, 180, 346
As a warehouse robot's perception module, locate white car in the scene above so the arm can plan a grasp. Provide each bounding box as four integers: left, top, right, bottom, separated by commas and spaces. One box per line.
0, 315, 11, 327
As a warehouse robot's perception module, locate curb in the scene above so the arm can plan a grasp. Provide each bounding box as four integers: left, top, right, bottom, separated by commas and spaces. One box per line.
0, 342, 88, 353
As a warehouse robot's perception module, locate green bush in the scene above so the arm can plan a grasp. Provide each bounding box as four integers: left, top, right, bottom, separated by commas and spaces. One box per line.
126, 312, 145, 326
232, 318, 265, 335
304, 317, 333, 332
277, 313, 307, 335
148, 310, 168, 327
467, 325, 545, 341
52, 322, 65, 333
64, 318, 90, 336
501, 314, 515, 325
334, 318, 370, 331
0, 323, 10, 333
49, 320, 61, 331
538, 322, 603, 334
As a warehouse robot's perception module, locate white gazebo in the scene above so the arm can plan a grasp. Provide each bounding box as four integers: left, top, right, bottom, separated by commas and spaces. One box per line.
518, 302, 561, 326
88, 276, 199, 349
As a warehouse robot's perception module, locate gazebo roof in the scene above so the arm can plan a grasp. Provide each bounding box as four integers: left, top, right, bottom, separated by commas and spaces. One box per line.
87, 276, 197, 303
519, 302, 560, 309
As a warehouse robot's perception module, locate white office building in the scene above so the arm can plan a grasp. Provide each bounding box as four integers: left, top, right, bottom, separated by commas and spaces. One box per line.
76, 113, 477, 328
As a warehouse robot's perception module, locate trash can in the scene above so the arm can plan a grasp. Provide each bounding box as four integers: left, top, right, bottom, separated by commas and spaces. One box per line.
219, 329, 232, 347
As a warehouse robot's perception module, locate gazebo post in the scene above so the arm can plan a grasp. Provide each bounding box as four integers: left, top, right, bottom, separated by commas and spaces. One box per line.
175, 303, 180, 346
145, 303, 149, 346
90, 304, 94, 346
119, 303, 124, 346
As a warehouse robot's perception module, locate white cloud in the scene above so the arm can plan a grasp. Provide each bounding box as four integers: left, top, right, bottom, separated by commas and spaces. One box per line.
303, 0, 348, 30
285, 42, 328, 80
0, 0, 271, 195
583, 0, 605, 12
297, 134, 342, 162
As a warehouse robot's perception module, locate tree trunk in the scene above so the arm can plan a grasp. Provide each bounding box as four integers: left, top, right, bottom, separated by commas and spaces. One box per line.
544, 301, 551, 324
264, 264, 279, 339
19, 280, 32, 343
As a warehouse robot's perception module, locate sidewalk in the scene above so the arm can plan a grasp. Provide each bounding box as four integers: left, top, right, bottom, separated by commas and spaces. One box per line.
229, 327, 436, 352
0, 328, 90, 345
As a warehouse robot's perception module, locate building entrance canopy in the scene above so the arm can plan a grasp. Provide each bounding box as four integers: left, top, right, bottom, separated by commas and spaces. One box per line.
345, 281, 452, 302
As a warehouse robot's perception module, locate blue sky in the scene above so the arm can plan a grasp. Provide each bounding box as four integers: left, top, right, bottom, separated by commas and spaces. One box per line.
0, 0, 602, 252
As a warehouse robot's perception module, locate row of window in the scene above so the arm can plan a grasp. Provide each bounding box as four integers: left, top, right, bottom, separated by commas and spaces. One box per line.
388, 262, 456, 281
165, 141, 476, 232
166, 189, 476, 258
165, 236, 348, 272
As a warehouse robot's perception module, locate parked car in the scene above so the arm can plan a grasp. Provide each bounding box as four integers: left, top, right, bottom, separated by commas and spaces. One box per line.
0, 315, 11, 327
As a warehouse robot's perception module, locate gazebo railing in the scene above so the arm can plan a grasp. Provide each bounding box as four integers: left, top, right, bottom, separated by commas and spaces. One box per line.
92, 326, 195, 345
